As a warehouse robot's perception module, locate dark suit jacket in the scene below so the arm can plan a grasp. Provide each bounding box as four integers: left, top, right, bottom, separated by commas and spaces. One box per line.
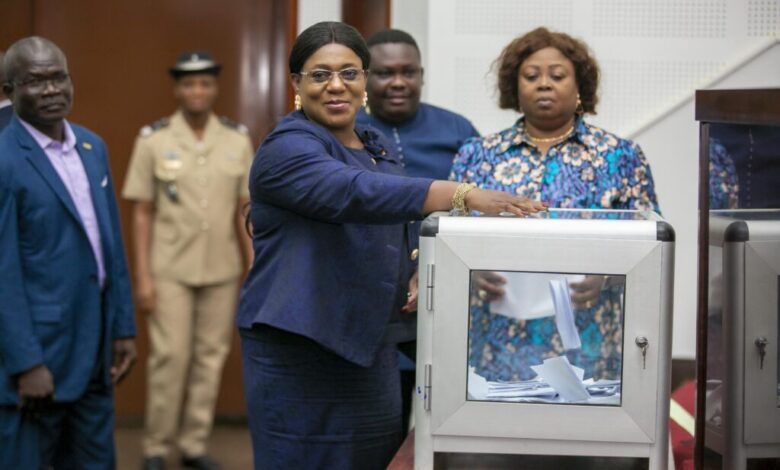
0, 105, 12, 131
0, 116, 135, 405
236, 111, 432, 366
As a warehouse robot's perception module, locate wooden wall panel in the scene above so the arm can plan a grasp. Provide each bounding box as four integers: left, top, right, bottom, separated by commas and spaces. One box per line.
2, 0, 296, 418
0, 0, 33, 49
342, 0, 391, 39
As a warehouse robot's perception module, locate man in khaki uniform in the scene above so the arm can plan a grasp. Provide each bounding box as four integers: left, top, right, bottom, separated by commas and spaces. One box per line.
123, 52, 253, 470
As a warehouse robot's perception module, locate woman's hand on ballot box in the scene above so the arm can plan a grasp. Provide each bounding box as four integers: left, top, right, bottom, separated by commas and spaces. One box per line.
464, 188, 547, 217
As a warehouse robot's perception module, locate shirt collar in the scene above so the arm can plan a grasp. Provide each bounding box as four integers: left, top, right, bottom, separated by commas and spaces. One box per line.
0, 99, 11, 109
498, 116, 588, 155
19, 118, 77, 153
170, 110, 220, 151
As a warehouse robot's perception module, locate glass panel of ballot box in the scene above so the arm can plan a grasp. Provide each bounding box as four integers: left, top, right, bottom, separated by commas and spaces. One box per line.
415, 209, 674, 470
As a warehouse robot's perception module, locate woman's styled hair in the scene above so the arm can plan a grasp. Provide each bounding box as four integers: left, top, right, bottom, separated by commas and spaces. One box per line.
289, 22, 371, 73
495, 27, 600, 114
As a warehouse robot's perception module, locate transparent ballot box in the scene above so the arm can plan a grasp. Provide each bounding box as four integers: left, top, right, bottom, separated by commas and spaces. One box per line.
414, 209, 674, 469
706, 210, 780, 469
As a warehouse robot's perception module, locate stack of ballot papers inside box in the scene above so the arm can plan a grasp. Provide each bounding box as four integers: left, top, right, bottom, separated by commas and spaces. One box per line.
468, 356, 621, 405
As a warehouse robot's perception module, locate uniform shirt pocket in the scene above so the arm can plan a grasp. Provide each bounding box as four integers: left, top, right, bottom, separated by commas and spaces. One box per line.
153, 223, 179, 244
217, 155, 246, 177
154, 152, 185, 182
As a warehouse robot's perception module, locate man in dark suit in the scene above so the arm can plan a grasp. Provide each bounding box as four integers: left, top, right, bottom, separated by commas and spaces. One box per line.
0, 50, 13, 130
0, 36, 136, 468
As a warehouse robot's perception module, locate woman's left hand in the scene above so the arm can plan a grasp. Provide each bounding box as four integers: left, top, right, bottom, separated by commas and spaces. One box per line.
465, 188, 547, 217
401, 270, 419, 314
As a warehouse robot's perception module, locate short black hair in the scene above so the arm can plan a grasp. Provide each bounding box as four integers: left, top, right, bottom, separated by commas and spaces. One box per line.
366, 29, 420, 58
289, 22, 370, 74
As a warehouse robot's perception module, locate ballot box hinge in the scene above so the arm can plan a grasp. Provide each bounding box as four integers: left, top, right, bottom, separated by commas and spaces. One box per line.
425, 263, 435, 311
424, 363, 432, 411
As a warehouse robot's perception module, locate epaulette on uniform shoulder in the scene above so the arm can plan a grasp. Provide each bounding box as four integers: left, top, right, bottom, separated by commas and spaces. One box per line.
219, 116, 249, 135
139, 117, 170, 137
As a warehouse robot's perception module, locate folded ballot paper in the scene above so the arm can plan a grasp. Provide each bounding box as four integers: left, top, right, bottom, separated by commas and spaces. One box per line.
489, 273, 583, 351
470, 356, 621, 405
490, 272, 560, 321
549, 277, 582, 351
530, 356, 589, 402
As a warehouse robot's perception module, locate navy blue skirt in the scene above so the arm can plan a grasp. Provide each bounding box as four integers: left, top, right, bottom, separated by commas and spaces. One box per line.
240, 325, 401, 470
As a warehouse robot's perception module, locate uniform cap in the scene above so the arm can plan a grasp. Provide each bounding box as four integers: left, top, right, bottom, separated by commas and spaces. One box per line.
169, 51, 221, 78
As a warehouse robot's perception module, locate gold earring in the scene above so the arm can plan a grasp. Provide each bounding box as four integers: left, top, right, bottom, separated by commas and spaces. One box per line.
294, 94, 302, 111
575, 94, 584, 114
363, 91, 371, 114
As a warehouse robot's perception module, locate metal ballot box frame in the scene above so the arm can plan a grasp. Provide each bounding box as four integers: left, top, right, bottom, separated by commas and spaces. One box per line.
414, 209, 675, 470
706, 210, 780, 469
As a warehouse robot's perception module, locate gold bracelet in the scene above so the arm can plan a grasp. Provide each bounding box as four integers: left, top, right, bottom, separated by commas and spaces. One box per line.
452, 182, 477, 214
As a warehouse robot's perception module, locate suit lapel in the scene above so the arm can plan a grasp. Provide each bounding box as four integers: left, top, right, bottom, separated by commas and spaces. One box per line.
75, 129, 114, 270
16, 120, 83, 226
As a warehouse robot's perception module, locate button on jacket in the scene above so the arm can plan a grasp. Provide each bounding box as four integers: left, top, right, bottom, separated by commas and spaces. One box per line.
237, 111, 433, 367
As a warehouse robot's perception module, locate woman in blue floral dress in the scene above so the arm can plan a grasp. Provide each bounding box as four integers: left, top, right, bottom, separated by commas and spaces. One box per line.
451, 27, 660, 382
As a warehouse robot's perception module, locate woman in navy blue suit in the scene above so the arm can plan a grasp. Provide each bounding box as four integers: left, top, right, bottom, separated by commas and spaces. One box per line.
237, 21, 545, 470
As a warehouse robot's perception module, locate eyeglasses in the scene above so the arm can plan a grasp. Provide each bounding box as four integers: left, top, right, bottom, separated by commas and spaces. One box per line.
14, 73, 70, 92
297, 68, 366, 84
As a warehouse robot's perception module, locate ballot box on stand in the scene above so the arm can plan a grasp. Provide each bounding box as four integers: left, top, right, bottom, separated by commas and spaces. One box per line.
414, 209, 674, 470
705, 210, 780, 469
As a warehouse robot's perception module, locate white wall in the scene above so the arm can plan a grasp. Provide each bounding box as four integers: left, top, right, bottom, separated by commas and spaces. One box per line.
391, 0, 430, 99
298, 0, 341, 34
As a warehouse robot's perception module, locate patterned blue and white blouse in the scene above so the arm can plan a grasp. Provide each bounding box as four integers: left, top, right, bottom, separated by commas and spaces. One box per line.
450, 117, 658, 211
450, 116, 660, 382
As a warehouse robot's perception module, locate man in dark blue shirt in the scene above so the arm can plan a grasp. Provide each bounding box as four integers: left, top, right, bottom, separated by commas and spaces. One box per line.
359, 29, 478, 180
358, 29, 479, 439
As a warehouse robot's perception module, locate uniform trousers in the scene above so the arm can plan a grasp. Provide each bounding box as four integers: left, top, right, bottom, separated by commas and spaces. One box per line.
143, 277, 238, 457
0, 368, 114, 469
240, 325, 402, 470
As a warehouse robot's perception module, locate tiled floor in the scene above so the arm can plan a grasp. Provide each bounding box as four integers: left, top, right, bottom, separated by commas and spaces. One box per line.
115, 424, 254, 470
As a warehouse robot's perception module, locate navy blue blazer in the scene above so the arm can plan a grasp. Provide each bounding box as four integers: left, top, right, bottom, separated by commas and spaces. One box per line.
0, 116, 135, 405
0, 106, 12, 131
237, 111, 433, 366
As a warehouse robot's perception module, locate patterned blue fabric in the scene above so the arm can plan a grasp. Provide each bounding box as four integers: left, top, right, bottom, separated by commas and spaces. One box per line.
450, 117, 658, 211
450, 117, 659, 381
708, 138, 739, 210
